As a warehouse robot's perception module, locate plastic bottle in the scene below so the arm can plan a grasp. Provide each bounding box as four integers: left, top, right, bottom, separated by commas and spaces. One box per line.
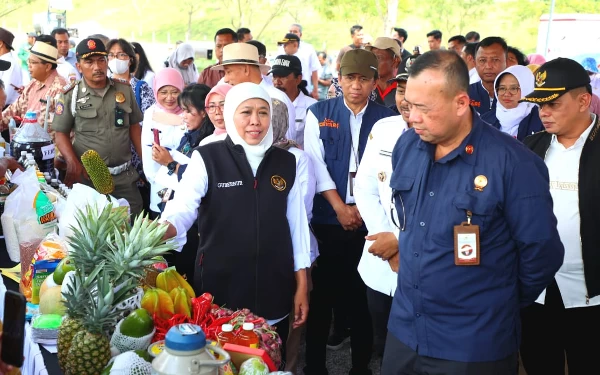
217, 324, 237, 347
17, 151, 27, 167
50, 179, 59, 189
237, 323, 259, 348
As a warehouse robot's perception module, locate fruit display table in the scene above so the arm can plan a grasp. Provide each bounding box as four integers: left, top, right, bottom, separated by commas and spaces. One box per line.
0, 239, 62, 375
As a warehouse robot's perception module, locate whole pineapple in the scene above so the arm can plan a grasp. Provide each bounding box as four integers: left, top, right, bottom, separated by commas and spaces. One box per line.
65, 268, 136, 375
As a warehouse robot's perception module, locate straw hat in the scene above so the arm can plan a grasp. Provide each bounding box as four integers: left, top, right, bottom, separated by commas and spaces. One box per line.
30, 41, 59, 64
211, 43, 269, 71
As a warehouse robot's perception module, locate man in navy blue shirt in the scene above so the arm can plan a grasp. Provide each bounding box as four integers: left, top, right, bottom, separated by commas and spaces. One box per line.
468, 37, 507, 116
382, 50, 564, 374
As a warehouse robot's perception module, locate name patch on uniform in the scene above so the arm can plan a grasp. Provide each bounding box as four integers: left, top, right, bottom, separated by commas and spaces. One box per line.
78, 104, 92, 109
271, 175, 286, 191
217, 181, 243, 188
319, 118, 339, 129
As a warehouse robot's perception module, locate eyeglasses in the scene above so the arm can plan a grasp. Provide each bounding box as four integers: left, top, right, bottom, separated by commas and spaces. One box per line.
107, 52, 130, 60
206, 103, 225, 113
497, 86, 520, 95
390, 193, 406, 231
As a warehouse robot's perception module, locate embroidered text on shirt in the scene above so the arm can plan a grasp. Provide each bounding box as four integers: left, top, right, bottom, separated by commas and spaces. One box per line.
217, 181, 243, 188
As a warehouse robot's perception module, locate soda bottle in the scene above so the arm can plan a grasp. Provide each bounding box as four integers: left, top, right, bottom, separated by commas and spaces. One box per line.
237, 322, 259, 348
217, 324, 237, 347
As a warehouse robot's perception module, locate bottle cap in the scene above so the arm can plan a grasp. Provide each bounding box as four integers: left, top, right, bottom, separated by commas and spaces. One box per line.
221, 324, 233, 332
242, 322, 255, 331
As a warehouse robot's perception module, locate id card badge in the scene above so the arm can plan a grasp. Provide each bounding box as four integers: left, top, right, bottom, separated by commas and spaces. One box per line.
349, 172, 356, 197
454, 211, 480, 266
115, 107, 125, 127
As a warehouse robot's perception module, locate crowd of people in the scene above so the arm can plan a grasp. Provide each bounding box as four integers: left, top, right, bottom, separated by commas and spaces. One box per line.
0, 20, 598, 375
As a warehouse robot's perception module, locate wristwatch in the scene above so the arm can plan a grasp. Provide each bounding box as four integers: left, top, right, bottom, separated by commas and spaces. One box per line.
167, 161, 178, 175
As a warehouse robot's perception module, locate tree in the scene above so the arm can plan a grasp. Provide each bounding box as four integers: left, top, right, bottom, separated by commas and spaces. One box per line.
0, 0, 32, 19
422, 0, 493, 35
181, 0, 202, 41
220, 0, 290, 39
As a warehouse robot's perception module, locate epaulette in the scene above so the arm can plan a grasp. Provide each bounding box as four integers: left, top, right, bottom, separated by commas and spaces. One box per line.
61, 81, 78, 94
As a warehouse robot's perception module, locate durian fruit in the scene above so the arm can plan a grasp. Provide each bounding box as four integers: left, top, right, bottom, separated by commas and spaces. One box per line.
80, 150, 114, 195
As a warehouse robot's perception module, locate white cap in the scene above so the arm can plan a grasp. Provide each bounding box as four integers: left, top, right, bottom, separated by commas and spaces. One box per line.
242, 322, 254, 331
221, 324, 233, 332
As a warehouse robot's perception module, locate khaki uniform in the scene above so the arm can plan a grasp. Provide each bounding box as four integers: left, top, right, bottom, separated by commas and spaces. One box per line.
53, 77, 144, 216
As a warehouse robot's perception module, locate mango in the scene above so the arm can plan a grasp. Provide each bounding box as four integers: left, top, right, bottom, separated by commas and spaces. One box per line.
169, 287, 191, 318
156, 267, 195, 300
39, 286, 66, 315
141, 288, 174, 320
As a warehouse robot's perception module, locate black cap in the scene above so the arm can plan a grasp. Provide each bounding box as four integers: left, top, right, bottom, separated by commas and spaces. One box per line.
76, 38, 107, 59
0, 60, 10, 71
268, 55, 302, 76
521, 58, 591, 104
277, 33, 300, 45
387, 72, 409, 84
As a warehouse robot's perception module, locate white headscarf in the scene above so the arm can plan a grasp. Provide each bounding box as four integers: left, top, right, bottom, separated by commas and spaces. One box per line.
494, 65, 537, 137
224, 82, 273, 175
167, 43, 198, 85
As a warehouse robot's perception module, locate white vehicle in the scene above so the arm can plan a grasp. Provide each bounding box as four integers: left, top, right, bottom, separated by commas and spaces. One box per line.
536, 13, 600, 60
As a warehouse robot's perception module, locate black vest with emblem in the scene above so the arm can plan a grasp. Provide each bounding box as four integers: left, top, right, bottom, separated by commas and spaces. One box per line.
195, 137, 297, 319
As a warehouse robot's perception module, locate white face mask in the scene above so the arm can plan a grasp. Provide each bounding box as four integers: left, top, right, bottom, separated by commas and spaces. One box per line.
108, 58, 130, 75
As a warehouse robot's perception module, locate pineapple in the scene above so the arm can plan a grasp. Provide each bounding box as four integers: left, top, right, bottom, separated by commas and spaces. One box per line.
64, 267, 136, 375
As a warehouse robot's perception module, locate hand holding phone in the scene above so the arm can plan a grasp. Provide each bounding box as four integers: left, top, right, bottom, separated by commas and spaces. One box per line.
1, 290, 26, 369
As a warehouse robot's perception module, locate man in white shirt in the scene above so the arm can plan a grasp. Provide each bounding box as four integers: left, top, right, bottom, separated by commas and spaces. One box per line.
213, 43, 297, 143
0, 28, 24, 106
354, 72, 409, 357
277, 32, 319, 99
271, 54, 317, 148
520, 57, 600, 375
461, 42, 480, 85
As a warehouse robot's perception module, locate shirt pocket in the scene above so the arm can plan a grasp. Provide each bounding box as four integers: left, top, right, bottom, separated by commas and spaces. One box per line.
118, 104, 133, 129
319, 130, 341, 160
452, 192, 496, 230
390, 176, 416, 230
75, 108, 98, 133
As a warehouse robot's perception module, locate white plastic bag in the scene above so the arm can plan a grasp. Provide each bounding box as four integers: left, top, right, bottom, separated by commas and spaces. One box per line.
57, 183, 130, 240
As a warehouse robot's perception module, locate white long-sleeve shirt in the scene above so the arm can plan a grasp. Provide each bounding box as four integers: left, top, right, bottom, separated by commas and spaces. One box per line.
288, 147, 319, 263
292, 91, 317, 148
0, 51, 23, 105
161, 150, 312, 271
355, 115, 408, 296
304, 99, 368, 203
141, 106, 186, 212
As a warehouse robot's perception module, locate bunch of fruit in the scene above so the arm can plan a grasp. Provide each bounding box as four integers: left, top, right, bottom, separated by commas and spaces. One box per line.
141, 267, 195, 319
56, 204, 176, 375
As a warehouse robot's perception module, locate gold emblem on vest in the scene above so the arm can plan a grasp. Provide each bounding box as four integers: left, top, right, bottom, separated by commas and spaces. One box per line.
271, 175, 287, 191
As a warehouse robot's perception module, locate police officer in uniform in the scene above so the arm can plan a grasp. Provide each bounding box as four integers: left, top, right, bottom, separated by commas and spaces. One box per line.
53, 38, 144, 216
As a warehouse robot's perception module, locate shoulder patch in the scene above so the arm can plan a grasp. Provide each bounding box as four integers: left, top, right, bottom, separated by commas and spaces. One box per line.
62, 81, 77, 94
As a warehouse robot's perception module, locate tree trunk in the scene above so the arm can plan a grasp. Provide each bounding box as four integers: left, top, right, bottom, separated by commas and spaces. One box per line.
384, 0, 399, 36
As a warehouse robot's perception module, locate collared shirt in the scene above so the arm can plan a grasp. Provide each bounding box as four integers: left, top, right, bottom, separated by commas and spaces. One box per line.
160, 149, 312, 272
277, 42, 320, 92
536, 116, 600, 308
198, 63, 225, 88
258, 79, 297, 144
317, 63, 333, 101
388, 111, 564, 362
291, 91, 317, 148
64, 50, 77, 70
355, 115, 408, 296
1, 70, 66, 129
374, 81, 397, 108
0, 51, 24, 105
469, 67, 481, 84
304, 99, 368, 204
56, 56, 81, 83
468, 81, 496, 115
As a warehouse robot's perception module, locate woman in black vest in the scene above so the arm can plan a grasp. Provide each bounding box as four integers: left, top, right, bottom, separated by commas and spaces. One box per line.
162, 82, 311, 360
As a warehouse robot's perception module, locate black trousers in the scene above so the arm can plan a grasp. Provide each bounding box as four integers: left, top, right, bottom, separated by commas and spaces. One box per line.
382, 334, 518, 375
520, 280, 600, 375
366, 287, 393, 357
304, 224, 373, 375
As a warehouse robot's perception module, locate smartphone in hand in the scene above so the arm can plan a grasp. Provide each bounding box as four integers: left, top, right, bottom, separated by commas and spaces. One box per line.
1, 290, 26, 368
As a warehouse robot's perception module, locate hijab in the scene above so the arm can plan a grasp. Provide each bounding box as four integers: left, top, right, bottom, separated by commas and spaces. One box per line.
167, 43, 198, 85
205, 83, 233, 136
224, 82, 273, 175
271, 98, 299, 151
494, 65, 536, 137
527, 54, 546, 65
153, 68, 185, 114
